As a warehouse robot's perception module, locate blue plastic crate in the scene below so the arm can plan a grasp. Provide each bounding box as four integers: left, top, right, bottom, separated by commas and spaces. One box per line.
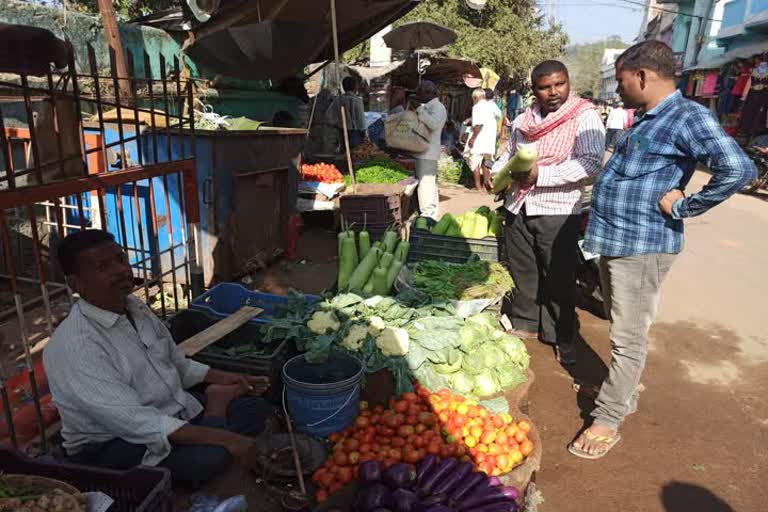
191, 283, 321, 325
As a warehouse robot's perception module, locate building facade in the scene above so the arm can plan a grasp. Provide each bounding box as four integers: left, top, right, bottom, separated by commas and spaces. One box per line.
598, 48, 626, 102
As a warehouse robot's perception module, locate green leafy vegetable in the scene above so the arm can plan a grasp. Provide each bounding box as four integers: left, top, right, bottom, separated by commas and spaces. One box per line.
412, 260, 514, 301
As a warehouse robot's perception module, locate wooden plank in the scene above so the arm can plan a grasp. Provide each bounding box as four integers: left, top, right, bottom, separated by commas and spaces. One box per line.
179, 306, 263, 356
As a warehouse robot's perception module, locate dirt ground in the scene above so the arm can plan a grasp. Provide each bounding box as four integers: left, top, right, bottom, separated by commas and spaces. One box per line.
250, 176, 768, 512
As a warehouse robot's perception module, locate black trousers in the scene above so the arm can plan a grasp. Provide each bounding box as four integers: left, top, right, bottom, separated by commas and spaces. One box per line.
69, 394, 272, 486
504, 208, 580, 344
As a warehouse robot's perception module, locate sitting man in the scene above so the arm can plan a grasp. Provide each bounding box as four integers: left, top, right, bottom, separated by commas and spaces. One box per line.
44, 229, 272, 485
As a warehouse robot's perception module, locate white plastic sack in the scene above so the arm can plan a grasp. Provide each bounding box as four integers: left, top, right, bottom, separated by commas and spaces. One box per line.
395, 263, 501, 319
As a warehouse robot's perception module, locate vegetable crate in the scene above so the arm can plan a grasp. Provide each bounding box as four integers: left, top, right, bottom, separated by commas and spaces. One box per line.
169, 309, 290, 403
407, 223, 500, 264
191, 283, 321, 325
0, 447, 171, 512
339, 184, 414, 237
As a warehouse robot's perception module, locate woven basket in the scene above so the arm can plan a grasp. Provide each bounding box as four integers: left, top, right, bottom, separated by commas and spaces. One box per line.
2, 474, 80, 495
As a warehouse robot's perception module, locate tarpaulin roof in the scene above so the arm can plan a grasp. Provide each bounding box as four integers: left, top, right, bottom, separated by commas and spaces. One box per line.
391, 54, 482, 87
135, 0, 421, 79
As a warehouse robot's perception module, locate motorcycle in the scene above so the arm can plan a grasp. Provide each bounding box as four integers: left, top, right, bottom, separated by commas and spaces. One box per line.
742, 146, 768, 194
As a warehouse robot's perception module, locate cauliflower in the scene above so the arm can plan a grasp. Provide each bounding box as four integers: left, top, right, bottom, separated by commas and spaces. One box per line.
375, 327, 410, 357
341, 323, 369, 352
307, 310, 340, 334
367, 316, 386, 336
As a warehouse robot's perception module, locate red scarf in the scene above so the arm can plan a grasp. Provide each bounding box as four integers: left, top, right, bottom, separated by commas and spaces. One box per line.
517, 95, 595, 167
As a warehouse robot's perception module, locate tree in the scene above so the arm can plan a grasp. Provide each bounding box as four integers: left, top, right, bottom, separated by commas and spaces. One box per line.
43, 0, 177, 19
397, 0, 568, 81
562, 36, 628, 97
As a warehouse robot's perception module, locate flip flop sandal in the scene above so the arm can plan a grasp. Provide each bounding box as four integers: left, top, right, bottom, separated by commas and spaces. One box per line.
568, 428, 622, 460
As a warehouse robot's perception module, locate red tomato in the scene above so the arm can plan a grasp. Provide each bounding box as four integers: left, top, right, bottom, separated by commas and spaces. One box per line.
391, 437, 406, 448
514, 430, 527, 444
315, 490, 329, 503
337, 466, 353, 484
394, 400, 409, 414
333, 451, 348, 466
360, 443, 372, 454
318, 472, 335, 489
520, 440, 534, 457
426, 442, 441, 455
345, 439, 360, 451
402, 392, 418, 402
398, 425, 415, 437
355, 416, 370, 429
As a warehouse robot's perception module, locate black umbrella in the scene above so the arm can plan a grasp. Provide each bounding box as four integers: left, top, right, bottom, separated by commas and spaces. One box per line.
383, 21, 457, 51
187, 20, 326, 80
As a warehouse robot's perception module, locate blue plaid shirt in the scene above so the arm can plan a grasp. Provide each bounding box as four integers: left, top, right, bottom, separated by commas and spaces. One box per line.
585, 91, 757, 257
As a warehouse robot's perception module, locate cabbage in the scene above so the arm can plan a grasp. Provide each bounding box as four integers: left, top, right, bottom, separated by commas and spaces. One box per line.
472, 371, 500, 397
449, 372, 475, 395
496, 334, 530, 369
433, 348, 463, 374
495, 364, 527, 389
462, 344, 507, 375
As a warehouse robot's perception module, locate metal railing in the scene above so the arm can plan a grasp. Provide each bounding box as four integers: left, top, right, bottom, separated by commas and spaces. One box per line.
0, 43, 202, 452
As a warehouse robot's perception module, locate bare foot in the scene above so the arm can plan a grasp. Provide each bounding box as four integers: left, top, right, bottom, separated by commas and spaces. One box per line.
569, 423, 620, 459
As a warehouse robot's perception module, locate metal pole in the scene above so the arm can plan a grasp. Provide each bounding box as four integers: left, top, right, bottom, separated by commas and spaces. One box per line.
96, 0, 132, 101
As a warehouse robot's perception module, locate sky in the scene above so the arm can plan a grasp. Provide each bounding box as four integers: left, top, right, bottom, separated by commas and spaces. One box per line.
541, 1, 647, 45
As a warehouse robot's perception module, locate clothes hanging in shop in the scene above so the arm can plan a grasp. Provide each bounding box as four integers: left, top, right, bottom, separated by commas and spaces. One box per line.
718, 63, 740, 115
732, 66, 752, 97
739, 62, 768, 135
701, 71, 719, 96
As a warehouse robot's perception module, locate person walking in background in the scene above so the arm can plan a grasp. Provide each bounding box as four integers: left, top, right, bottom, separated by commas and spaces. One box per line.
605, 102, 629, 149
572, 41, 756, 460
330, 76, 366, 148
465, 88, 500, 191
412, 80, 447, 220
495, 60, 605, 364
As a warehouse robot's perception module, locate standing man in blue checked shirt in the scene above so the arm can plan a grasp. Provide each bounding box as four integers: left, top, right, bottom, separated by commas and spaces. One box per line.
570, 41, 757, 459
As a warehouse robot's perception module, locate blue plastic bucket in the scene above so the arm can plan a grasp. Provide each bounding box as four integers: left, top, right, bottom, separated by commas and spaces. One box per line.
282, 351, 363, 438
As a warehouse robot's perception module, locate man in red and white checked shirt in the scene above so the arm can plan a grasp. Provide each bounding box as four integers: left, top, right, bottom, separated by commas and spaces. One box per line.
493, 60, 605, 364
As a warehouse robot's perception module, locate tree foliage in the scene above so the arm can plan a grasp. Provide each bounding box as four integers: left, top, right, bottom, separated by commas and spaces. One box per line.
397, 0, 568, 80
562, 36, 628, 97
53, 0, 178, 19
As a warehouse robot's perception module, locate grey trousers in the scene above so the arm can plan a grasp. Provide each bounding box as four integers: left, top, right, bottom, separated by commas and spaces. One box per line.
592, 253, 676, 429
504, 209, 581, 344
415, 158, 439, 220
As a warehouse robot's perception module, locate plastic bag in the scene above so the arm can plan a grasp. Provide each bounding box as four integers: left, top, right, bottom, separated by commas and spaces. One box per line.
384, 110, 431, 153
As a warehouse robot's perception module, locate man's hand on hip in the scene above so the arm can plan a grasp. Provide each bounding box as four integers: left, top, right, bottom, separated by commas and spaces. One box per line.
659, 189, 685, 217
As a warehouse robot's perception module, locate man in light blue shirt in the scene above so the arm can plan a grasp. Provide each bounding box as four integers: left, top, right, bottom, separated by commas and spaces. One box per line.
573, 41, 755, 459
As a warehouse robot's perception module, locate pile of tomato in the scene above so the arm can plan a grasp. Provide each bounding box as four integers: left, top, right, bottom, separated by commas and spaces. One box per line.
421, 384, 534, 477
301, 162, 345, 184
311, 385, 536, 503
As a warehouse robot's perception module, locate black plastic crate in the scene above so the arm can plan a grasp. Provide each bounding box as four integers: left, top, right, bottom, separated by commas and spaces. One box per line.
408, 220, 500, 264
339, 183, 411, 229
0, 447, 171, 512
168, 309, 289, 402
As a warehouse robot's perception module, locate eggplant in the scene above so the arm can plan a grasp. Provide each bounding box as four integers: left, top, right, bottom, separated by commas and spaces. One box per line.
383, 463, 417, 490
360, 460, 383, 486
457, 487, 518, 511
461, 503, 518, 512
391, 489, 419, 512
487, 476, 502, 487
419, 458, 458, 497
416, 454, 439, 486
423, 506, 452, 512
357, 483, 392, 512
448, 472, 488, 503
412, 494, 448, 512
432, 461, 472, 496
